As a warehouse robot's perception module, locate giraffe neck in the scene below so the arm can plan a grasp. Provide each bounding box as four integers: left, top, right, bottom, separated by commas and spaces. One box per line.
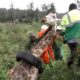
31, 26, 55, 57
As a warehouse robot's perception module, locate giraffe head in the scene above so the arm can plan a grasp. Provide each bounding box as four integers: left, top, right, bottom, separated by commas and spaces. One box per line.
41, 12, 61, 25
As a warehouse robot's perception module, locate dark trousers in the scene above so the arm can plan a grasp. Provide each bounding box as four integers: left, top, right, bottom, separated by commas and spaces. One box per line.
67, 42, 77, 67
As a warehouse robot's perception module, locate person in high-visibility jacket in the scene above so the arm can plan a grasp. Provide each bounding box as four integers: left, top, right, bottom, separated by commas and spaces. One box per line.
61, 3, 80, 68
38, 25, 55, 64
61, 3, 80, 31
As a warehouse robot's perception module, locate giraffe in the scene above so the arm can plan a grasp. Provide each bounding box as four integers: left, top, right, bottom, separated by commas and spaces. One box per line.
8, 25, 54, 80
8, 13, 60, 80
8, 61, 38, 80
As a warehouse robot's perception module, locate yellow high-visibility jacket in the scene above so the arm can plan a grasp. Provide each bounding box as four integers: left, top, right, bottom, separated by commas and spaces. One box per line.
61, 9, 80, 31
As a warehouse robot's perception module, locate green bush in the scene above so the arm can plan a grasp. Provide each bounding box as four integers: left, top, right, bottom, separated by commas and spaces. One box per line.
0, 22, 80, 80
0, 22, 40, 80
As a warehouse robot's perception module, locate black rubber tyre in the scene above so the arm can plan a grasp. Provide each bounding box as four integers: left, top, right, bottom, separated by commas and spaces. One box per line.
16, 51, 43, 74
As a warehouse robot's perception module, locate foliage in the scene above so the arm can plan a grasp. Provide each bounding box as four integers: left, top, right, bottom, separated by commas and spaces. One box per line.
0, 22, 40, 80
0, 23, 80, 80
0, 2, 57, 23
38, 60, 80, 80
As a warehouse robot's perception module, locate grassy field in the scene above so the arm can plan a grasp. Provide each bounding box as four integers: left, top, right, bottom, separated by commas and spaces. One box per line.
0, 22, 41, 80
0, 22, 80, 80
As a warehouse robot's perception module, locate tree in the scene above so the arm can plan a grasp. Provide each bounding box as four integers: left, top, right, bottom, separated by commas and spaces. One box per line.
48, 3, 56, 13
34, 8, 39, 21
0, 8, 7, 22
8, 2, 14, 22
27, 2, 35, 22
41, 3, 56, 16
41, 4, 48, 12
41, 4, 48, 16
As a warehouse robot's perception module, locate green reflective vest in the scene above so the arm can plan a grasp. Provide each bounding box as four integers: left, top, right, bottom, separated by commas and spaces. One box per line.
61, 9, 80, 31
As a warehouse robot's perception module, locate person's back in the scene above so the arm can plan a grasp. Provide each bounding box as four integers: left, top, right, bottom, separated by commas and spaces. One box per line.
61, 9, 80, 27
61, 3, 80, 31
68, 9, 80, 22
